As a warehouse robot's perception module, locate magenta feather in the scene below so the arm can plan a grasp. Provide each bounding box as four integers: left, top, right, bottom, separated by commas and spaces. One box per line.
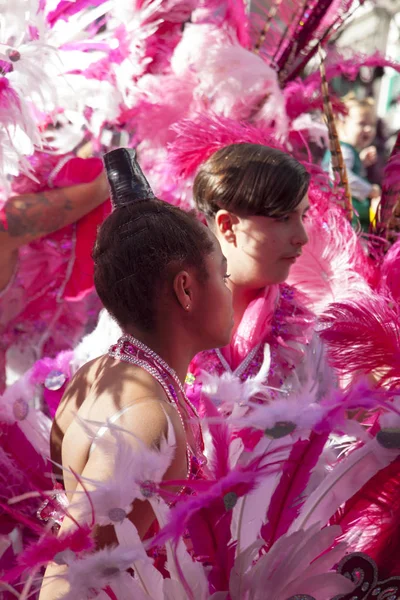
47, 0, 108, 27
319, 294, 400, 387
261, 433, 329, 549
187, 503, 235, 592
201, 396, 231, 479
167, 112, 281, 178
221, 0, 251, 48
288, 198, 371, 315
333, 457, 400, 579
376, 131, 400, 237
153, 457, 276, 548
4, 524, 94, 584
289, 437, 400, 534
380, 240, 400, 303
285, 50, 400, 121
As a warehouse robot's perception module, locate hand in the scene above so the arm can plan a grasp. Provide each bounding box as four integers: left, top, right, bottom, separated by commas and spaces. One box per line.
368, 184, 381, 200
360, 146, 378, 167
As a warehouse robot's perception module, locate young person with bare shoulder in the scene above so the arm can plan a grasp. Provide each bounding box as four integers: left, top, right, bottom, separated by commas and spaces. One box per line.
39, 148, 233, 598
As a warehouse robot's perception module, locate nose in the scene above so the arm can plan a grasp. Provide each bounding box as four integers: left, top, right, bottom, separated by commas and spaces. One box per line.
291, 221, 309, 247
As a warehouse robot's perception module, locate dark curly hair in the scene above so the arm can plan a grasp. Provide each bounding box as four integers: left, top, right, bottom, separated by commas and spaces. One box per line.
93, 200, 214, 331
193, 143, 310, 219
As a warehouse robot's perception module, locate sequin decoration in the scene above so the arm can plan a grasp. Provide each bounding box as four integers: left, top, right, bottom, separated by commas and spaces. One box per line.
44, 369, 67, 391
265, 421, 297, 439
376, 429, 400, 450
140, 480, 157, 499
54, 549, 76, 565
332, 552, 400, 600
13, 398, 29, 421
108, 507, 127, 523
6, 49, 21, 62
223, 491, 238, 511
185, 373, 196, 386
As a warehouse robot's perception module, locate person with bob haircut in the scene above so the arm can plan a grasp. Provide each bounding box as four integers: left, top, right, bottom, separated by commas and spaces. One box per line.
186, 143, 334, 423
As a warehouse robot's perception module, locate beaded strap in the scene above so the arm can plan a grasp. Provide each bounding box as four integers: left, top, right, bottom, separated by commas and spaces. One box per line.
108, 335, 205, 468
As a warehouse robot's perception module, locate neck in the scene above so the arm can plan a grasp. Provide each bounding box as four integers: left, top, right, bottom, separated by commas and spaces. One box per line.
124, 328, 192, 385
228, 281, 264, 335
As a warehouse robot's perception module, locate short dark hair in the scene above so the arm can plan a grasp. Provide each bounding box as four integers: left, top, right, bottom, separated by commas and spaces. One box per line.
93, 200, 214, 331
193, 143, 310, 219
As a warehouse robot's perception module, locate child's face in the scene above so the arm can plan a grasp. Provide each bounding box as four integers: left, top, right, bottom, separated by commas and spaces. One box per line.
339, 105, 377, 150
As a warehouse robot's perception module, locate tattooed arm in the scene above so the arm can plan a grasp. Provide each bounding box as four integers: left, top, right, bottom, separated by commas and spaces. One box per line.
0, 171, 109, 250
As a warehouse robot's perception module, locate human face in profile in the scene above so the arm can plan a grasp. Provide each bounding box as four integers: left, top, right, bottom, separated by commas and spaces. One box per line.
213, 194, 310, 292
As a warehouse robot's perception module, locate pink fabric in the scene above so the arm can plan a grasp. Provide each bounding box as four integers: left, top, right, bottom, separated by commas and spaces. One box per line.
187, 284, 316, 423
222, 284, 279, 369
0, 154, 110, 391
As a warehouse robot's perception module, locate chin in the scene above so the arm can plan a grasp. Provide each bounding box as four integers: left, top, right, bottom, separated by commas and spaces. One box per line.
266, 270, 290, 286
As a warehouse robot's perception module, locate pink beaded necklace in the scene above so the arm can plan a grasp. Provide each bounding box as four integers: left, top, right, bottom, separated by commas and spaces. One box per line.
108, 335, 206, 471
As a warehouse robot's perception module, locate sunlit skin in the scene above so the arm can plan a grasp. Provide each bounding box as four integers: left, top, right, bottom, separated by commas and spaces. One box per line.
210, 194, 310, 332
40, 230, 233, 600
337, 105, 377, 152
337, 104, 380, 200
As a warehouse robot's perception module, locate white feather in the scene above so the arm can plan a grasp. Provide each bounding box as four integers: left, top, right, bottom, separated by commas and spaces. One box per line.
289, 437, 400, 533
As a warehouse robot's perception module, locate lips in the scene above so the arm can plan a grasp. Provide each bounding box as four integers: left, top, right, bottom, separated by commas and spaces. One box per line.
282, 254, 301, 261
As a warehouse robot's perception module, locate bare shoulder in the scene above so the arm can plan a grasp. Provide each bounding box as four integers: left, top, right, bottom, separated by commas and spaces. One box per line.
52, 355, 176, 459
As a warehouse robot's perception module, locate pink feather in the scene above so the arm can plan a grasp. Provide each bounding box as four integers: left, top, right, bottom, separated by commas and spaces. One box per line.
261, 433, 329, 549
289, 437, 400, 534
153, 456, 277, 547
4, 525, 94, 584
380, 239, 400, 303
47, 0, 108, 27
167, 112, 281, 178
287, 192, 371, 315
332, 457, 400, 579
201, 396, 231, 479
224, 0, 251, 48
319, 294, 400, 387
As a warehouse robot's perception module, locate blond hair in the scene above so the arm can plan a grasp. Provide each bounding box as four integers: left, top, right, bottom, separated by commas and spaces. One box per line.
342, 92, 375, 110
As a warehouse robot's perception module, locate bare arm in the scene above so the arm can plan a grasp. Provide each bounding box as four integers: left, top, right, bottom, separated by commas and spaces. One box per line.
0, 171, 109, 252
40, 398, 187, 600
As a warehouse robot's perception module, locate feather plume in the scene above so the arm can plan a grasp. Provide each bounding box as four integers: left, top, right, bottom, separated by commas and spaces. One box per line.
199, 346, 272, 416
287, 200, 371, 315
46, 0, 109, 27
57, 545, 148, 600
380, 239, 400, 302
333, 457, 400, 579
69, 416, 176, 525
153, 454, 278, 549
230, 436, 296, 555
319, 294, 400, 387
376, 131, 400, 240
232, 523, 354, 599
289, 437, 400, 533
261, 433, 329, 549
201, 396, 231, 479
319, 47, 352, 222
168, 112, 280, 178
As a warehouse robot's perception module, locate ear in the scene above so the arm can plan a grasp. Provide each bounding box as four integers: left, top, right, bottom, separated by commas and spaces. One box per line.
173, 270, 194, 312
215, 210, 239, 244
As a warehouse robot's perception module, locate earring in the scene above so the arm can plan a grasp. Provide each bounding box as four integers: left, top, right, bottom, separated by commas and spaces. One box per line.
185, 304, 190, 310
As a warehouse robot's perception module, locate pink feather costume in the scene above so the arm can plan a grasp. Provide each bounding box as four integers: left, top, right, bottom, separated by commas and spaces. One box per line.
187, 284, 335, 444
0, 153, 110, 393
